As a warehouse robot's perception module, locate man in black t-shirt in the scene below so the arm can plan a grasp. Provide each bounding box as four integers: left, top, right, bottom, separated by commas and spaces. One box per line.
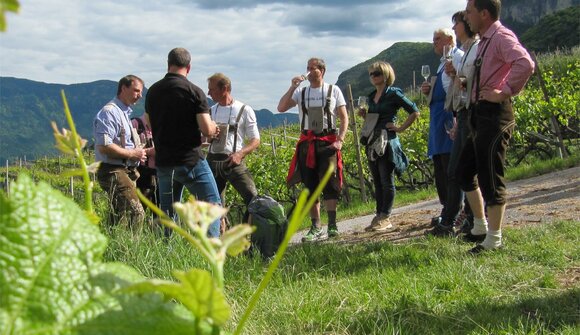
145, 47, 222, 237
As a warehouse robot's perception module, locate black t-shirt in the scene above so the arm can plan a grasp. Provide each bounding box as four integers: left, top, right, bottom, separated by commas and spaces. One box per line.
146, 73, 209, 166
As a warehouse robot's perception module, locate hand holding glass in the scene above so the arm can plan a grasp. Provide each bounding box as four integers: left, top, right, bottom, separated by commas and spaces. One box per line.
357, 96, 368, 117
292, 72, 310, 87
421, 65, 431, 82
458, 76, 468, 104
444, 118, 456, 134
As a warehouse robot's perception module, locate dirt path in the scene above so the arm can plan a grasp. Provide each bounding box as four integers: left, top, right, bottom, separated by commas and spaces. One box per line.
291, 166, 580, 244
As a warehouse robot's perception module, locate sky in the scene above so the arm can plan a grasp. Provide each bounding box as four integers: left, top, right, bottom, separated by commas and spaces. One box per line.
0, 0, 467, 112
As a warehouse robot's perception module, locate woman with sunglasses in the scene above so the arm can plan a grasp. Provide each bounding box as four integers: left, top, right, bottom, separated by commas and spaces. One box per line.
360, 61, 420, 232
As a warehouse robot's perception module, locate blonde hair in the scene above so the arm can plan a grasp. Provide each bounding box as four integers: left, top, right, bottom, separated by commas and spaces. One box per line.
434, 27, 457, 47
368, 61, 395, 86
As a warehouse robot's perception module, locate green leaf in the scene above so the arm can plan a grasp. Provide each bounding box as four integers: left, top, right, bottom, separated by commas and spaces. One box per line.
0, 175, 202, 335
173, 198, 227, 234
0, 0, 20, 11
0, 0, 19, 32
123, 269, 231, 327
220, 224, 254, 257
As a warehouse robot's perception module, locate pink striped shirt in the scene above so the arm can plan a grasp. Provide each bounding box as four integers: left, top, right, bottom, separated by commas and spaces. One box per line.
475, 21, 535, 98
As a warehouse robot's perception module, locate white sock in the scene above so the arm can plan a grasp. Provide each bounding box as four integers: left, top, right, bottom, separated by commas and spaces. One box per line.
481, 229, 502, 249
470, 217, 488, 235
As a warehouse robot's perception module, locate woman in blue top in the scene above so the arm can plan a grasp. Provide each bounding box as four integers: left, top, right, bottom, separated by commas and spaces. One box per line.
360, 61, 420, 231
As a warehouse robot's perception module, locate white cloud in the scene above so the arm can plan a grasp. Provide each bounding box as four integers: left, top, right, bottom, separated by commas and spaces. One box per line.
0, 0, 467, 112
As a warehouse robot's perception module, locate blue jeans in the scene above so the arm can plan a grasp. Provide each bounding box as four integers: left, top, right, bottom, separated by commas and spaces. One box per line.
157, 159, 222, 237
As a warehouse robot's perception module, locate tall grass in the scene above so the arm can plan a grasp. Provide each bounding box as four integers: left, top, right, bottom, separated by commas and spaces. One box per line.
104, 221, 579, 334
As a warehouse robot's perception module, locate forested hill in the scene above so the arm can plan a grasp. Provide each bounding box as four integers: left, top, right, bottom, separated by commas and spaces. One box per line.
0, 77, 296, 162
336, 42, 436, 100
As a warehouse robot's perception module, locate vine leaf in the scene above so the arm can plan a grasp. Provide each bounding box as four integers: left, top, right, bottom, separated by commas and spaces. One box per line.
0, 175, 204, 335
123, 269, 231, 327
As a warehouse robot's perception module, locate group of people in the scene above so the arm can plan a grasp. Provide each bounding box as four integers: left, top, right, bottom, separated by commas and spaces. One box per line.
420, 0, 534, 253
93, 0, 535, 253
93, 48, 261, 237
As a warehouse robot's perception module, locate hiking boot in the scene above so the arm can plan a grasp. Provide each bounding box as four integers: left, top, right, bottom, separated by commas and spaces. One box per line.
364, 214, 382, 231
458, 214, 474, 234
463, 232, 486, 243
373, 215, 394, 232
302, 227, 324, 242
327, 225, 339, 238
469, 244, 503, 254
426, 223, 455, 237
453, 211, 468, 228
365, 213, 393, 231
430, 216, 442, 227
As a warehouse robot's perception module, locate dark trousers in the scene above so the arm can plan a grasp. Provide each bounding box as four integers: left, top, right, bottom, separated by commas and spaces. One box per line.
136, 166, 159, 208
367, 153, 396, 216
432, 153, 450, 217
458, 100, 515, 205
97, 163, 145, 226
297, 140, 341, 200
443, 110, 472, 224
208, 153, 258, 223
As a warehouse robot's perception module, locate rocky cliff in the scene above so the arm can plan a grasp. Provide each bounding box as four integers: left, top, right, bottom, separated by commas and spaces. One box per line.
501, 0, 579, 34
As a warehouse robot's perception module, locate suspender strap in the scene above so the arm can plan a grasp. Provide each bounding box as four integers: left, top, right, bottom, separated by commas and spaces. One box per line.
325, 84, 333, 130
474, 31, 497, 103
300, 87, 307, 131
232, 104, 246, 153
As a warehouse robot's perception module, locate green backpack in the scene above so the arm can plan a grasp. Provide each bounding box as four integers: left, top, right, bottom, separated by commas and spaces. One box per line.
247, 195, 288, 258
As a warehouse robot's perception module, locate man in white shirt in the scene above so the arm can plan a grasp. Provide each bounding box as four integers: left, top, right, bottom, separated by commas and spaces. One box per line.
278, 57, 349, 242
207, 73, 260, 228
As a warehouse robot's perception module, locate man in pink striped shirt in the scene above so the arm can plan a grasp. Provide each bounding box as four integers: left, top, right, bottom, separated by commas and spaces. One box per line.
459, 0, 535, 253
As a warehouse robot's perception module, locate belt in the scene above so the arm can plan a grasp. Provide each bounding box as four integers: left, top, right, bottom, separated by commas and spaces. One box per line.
301, 129, 336, 136
206, 153, 230, 161
99, 162, 137, 169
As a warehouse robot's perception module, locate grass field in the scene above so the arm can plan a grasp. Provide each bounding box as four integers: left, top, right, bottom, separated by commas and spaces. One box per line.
104, 218, 579, 334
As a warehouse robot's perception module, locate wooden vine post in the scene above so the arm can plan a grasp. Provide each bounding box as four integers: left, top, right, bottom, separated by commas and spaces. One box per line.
346, 84, 367, 202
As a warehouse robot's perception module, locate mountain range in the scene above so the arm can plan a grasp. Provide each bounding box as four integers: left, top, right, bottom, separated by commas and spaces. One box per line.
0, 1, 577, 162
0, 77, 298, 161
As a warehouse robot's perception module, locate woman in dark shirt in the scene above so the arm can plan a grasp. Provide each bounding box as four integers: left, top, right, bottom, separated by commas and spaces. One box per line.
360, 61, 420, 231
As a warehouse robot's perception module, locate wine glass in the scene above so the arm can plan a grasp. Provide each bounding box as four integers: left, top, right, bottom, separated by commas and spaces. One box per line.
444, 118, 456, 134
443, 45, 453, 61
458, 76, 468, 104
357, 96, 368, 109
421, 65, 431, 82
357, 96, 368, 117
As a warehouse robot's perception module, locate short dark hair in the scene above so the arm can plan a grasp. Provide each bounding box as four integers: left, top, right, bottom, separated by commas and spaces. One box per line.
473, 0, 501, 21
117, 75, 143, 95
168, 47, 191, 68
308, 57, 326, 74
207, 73, 231, 92
453, 10, 476, 38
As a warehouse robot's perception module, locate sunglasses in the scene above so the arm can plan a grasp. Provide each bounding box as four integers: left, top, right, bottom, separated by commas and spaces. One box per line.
369, 70, 382, 77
